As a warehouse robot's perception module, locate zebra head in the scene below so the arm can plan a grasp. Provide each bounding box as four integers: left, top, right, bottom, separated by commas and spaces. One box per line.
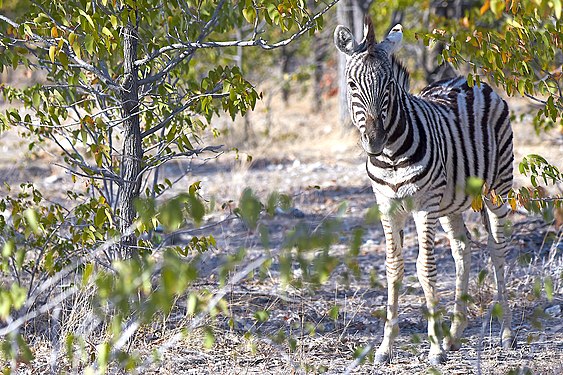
334, 17, 403, 156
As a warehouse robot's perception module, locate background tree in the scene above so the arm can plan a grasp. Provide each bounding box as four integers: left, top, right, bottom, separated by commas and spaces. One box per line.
0, 0, 337, 258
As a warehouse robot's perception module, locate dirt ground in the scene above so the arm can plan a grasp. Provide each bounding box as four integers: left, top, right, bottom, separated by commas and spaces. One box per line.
2, 80, 563, 374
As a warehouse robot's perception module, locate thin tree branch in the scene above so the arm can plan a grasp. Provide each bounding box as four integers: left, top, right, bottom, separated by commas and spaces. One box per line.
140, 88, 227, 138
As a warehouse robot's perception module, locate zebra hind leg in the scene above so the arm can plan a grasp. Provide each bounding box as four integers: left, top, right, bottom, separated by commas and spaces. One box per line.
439, 213, 471, 351
482, 201, 516, 349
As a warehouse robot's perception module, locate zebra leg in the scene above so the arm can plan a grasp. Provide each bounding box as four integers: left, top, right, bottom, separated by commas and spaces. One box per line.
483, 201, 516, 349
439, 214, 471, 351
374, 212, 407, 364
413, 210, 446, 365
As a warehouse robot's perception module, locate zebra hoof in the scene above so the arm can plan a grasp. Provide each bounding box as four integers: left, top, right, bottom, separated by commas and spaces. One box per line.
428, 351, 447, 365
502, 336, 517, 349
374, 351, 390, 364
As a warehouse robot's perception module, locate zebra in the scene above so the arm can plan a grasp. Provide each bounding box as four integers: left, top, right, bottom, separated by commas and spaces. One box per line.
334, 17, 515, 365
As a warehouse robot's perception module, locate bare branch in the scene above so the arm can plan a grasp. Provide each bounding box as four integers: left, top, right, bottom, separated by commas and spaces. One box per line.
140, 145, 223, 176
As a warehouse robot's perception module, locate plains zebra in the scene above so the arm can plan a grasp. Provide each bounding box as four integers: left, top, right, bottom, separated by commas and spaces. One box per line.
334, 17, 515, 364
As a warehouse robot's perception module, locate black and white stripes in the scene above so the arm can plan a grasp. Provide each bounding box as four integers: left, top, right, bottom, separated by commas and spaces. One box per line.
335, 17, 515, 365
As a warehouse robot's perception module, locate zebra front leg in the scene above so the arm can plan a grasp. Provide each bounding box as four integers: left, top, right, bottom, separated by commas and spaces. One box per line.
439, 214, 471, 351
484, 202, 516, 349
374, 213, 407, 364
413, 210, 446, 365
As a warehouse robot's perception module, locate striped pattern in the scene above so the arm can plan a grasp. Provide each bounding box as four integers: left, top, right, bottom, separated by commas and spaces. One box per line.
335, 18, 515, 364
365, 75, 513, 209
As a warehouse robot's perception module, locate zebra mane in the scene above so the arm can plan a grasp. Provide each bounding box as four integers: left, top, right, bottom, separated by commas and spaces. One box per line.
390, 55, 410, 92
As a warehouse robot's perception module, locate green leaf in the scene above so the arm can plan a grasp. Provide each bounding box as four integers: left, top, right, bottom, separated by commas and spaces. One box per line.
82, 263, 94, 286
97, 342, 110, 374
72, 42, 81, 60
186, 195, 205, 226
49, 45, 56, 63
467, 73, 474, 87
10, 284, 26, 310
477, 269, 488, 285
328, 305, 340, 320
94, 206, 107, 227
2, 239, 14, 257
203, 327, 215, 349
364, 204, 380, 225
465, 176, 484, 197
84, 35, 95, 55
68, 32, 77, 46
102, 26, 113, 37
492, 302, 503, 319
59, 51, 69, 69
0, 290, 11, 319
238, 188, 261, 230
187, 293, 198, 315
24, 208, 41, 234
545, 276, 553, 302
16, 334, 34, 363
242, 7, 255, 23
253, 310, 270, 322
554, 0, 562, 19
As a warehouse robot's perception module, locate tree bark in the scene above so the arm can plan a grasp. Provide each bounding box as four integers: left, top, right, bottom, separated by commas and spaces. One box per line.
116, 21, 143, 259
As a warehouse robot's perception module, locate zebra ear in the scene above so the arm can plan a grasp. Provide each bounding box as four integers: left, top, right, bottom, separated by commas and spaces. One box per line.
334, 25, 357, 55
379, 24, 403, 55
364, 16, 377, 54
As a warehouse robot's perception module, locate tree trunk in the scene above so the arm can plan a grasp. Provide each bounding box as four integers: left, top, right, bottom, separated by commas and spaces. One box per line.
311, 34, 324, 113
116, 21, 143, 259
281, 46, 291, 104
337, 1, 351, 125
337, 0, 370, 125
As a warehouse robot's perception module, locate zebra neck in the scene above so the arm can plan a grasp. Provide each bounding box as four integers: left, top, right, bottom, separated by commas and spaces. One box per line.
380, 89, 417, 160
391, 55, 410, 92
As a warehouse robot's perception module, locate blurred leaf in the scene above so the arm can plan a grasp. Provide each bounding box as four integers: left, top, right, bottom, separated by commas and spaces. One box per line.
82, 263, 94, 286
253, 310, 270, 322
545, 276, 554, 302
491, 302, 503, 319
24, 208, 41, 234
238, 188, 261, 230
203, 327, 215, 349
328, 305, 340, 320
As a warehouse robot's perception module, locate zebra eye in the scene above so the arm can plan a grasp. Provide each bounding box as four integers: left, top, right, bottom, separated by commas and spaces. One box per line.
348, 81, 358, 91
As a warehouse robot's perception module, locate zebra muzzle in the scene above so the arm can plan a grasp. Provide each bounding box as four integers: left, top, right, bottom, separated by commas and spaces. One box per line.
361, 115, 386, 156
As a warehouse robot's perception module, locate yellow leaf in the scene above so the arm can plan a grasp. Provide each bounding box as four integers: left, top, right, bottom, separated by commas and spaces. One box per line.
480, 0, 490, 15
51, 26, 58, 38
49, 45, 56, 63
508, 197, 517, 211
59, 51, 68, 69
69, 32, 76, 46
471, 195, 483, 212
490, 0, 504, 18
